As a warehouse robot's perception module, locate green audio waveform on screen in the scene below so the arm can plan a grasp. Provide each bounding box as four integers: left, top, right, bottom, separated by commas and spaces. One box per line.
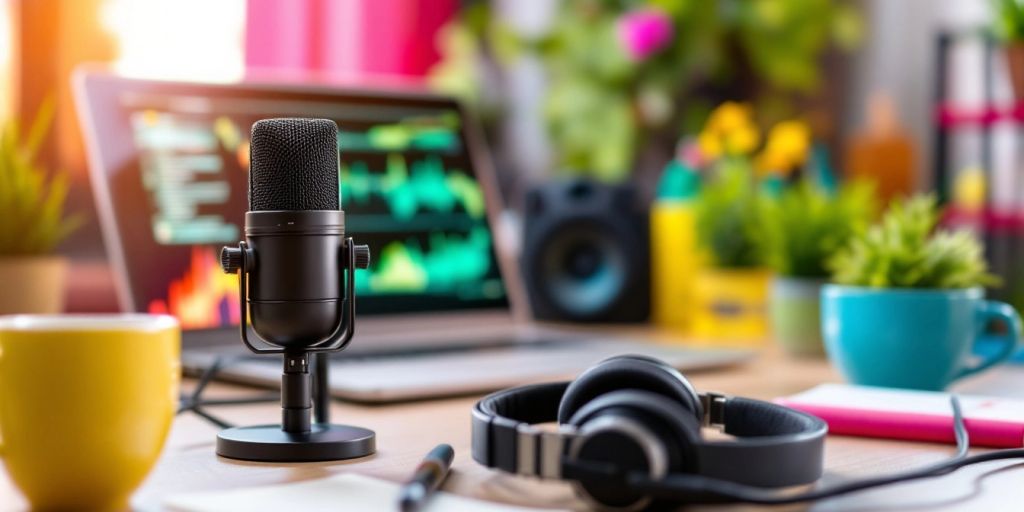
340, 154, 485, 221
336, 113, 462, 153
355, 226, 494, 296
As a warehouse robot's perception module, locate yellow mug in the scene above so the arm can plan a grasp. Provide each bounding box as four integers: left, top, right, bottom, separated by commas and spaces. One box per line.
0, 314, 180, 510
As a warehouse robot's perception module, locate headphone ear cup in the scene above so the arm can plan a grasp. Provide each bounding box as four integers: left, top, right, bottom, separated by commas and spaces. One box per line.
566, 390, 702, 511
568, 389, 701, 471
558, 356, 703, 425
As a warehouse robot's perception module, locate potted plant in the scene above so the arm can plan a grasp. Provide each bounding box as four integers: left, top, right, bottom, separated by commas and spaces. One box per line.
823, 196, 1021, 390
760, 179, 873, 356
0, 100, 81, 314
993, 0, 1024, 100
690, 103, 770, 343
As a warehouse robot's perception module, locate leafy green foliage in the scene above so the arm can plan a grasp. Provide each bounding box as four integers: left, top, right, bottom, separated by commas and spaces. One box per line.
993, 0, 1024, 42
735, 0, 863, 93
430, 0, 861, 181
0, 98, 81, 255
694, 160, 763, 268
759, 180, 874, 278
829, 195, 996, 289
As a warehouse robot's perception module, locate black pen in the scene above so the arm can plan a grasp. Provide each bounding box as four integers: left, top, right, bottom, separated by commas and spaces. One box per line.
398, 444, 455, 512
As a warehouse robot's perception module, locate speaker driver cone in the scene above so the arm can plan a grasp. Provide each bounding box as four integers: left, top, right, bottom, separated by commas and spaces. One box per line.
541, 228, 627, 319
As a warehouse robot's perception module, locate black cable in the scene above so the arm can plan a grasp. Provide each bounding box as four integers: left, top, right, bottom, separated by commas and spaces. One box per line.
626, 396, 1024, 505
191, 356, 225, 401
189, 407, 234, 430
177, 355, 280, 429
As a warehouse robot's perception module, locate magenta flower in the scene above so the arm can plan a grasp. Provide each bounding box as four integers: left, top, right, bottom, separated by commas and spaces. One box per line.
617, 9, 674, 62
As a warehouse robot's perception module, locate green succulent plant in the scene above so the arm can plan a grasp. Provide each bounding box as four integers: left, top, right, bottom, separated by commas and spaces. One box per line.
694, 159, 763, 268
829, 195, 997, 289
0, 98, 81, 255
760, 179, 875, 278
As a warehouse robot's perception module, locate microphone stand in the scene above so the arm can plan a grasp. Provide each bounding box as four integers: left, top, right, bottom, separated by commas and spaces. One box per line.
314, 352, 331, 425
278, 352, 333, 431
281, 352, 313, 433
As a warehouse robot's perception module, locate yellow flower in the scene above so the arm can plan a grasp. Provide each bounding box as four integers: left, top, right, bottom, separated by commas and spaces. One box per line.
755, 152, 790, 177
698, 102, 761, 160
706, 102, 753, 134
698, 130, 723, 160
756, 120, 811, 176
726, 125, 760, 155
768, 121, 811, 162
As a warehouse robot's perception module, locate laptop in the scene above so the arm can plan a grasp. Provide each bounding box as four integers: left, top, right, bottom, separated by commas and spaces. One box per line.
74, 69, 750, 402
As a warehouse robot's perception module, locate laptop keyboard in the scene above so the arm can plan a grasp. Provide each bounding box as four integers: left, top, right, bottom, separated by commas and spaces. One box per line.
182, 337, 751, 403
186, 335, 569, 364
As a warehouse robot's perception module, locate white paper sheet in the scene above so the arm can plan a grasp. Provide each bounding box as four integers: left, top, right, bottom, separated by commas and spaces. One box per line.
164, 473, 566, 512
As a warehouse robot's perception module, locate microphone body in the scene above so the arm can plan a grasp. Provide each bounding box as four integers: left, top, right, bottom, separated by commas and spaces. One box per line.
244, 210, 344, 349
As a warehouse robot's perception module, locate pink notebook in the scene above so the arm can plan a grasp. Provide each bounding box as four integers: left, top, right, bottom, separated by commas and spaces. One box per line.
777, 384, 1024, 448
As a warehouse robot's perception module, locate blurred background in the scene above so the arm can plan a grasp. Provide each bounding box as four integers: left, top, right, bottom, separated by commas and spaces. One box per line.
1, 0, 1021, 344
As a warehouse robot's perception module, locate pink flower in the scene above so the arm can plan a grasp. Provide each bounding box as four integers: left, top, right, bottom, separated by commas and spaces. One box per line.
677, 138, 707, 170
617, 9, 674, 62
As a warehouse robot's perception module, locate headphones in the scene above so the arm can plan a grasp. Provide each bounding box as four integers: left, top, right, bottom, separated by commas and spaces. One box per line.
471, 355, 827, 510
472, 355, 1024, 511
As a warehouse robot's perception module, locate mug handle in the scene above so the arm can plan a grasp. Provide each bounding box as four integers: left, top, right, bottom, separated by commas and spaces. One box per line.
957, 300, 1023, 380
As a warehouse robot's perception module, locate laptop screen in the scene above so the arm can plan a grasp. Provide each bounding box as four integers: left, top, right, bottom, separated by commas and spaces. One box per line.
77, 73, 509, 331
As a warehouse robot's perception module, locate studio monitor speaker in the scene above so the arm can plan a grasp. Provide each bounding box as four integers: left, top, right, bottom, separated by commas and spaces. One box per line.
521, 179, 650, 323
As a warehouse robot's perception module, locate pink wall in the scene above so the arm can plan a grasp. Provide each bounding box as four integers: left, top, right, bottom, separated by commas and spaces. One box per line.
245, 0, 455, 79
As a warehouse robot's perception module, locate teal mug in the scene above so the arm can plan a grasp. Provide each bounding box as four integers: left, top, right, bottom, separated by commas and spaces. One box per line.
821, 285, 1022, 390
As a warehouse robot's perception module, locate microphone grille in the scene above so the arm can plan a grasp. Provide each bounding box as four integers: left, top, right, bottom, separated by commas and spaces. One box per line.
248, 118, 340, 211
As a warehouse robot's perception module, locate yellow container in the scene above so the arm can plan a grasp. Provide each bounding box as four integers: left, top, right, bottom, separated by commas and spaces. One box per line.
691, 267, 771, 345
651, 201, 700, 332
0, 314, 180, 510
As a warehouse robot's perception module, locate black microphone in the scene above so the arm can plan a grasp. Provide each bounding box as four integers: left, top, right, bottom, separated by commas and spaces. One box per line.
231, 118, 368, 348
217, 118, 375, 463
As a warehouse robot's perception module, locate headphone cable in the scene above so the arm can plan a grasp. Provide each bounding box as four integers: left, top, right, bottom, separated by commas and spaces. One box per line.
629, 396, 1024, 505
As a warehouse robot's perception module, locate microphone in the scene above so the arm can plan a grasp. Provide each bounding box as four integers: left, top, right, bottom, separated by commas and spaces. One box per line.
228, 118, 369, 348
216, 118, 375, 462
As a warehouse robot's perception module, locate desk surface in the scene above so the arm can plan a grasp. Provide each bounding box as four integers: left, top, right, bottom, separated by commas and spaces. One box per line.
3, 342, 1024, 512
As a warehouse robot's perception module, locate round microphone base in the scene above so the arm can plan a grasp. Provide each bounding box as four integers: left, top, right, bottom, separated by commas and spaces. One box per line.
216, 423, 376, 462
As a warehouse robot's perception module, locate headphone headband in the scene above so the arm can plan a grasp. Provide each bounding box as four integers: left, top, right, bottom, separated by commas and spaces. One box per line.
472, 381, 827, 488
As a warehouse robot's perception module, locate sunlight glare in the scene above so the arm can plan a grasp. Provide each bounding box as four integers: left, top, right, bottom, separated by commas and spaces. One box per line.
101, 0, 245, 82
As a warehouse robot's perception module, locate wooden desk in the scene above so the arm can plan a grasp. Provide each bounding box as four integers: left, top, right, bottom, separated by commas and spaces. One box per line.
3, 345, 1024, 511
